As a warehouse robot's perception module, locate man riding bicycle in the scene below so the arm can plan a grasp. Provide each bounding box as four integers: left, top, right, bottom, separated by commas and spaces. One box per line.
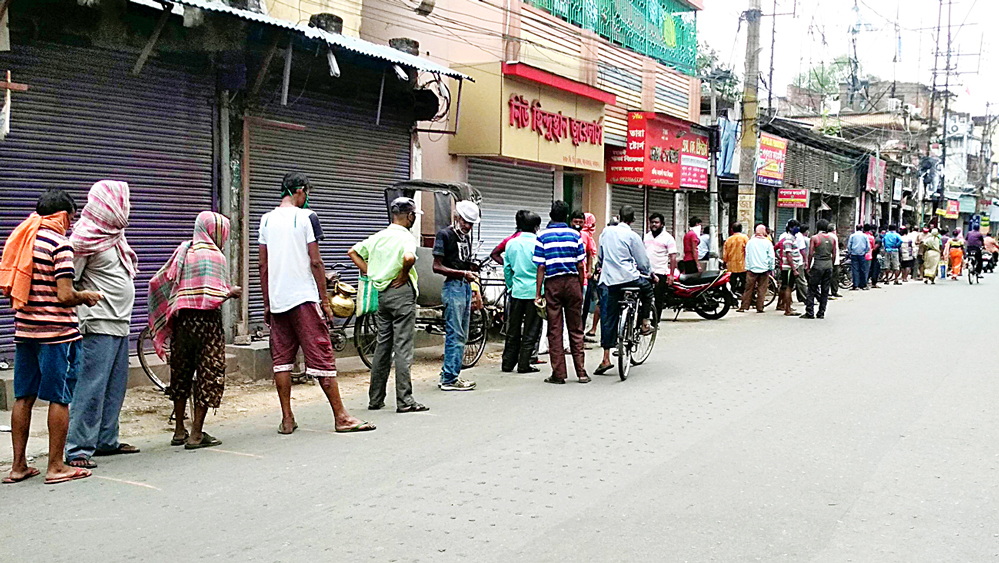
593, 205, 655, 376
966, 225, 985, 276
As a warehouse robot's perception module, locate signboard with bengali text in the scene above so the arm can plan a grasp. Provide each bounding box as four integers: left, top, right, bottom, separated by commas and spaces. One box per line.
777, 188, 809, 208
606, 112, 709, 190
756, 133, 787, 187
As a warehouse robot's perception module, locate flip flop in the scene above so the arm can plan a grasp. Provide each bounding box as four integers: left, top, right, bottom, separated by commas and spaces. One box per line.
593, 363, 614, 376
93, 443, 140, 456
184, 433, 222, 450
44, 467, 91, 485
335, 421, 376, 433
3, 467, 40, 484
278, 422, 299, 435
66, 457, 98, 469
171, 432, 190, 446
396, 403, 430, 413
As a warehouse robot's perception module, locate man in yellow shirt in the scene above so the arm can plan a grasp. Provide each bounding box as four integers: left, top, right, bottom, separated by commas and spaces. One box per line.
722, 222, 750, 295
349, 197, 427, 413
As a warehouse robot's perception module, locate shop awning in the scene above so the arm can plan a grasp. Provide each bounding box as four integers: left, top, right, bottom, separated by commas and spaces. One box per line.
130, 0, 471, 81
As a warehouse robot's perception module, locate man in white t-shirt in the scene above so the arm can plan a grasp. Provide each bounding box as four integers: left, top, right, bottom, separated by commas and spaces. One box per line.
258, 172, 374, 435
644, 212, 678, 321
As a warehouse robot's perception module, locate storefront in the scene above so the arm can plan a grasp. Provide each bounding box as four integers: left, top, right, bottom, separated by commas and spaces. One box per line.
451, 62, 613, 254
606, 112, 710, 238
0, 42, 216, 355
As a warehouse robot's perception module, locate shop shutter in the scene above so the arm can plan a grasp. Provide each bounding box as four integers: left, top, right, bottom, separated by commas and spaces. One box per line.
610, 184, 646, 234
647, 188, 677, 235
468, 158, 555, 258
246, 90, 412, 326
777, 206, 796, 232
0, 43, 214, 356
687, 191, 711, 230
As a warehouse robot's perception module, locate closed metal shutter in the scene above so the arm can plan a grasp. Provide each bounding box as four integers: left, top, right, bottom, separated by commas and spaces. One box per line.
610, 184, 646, 234
647, 188, 676, 235
777, 207, 796, 232
247, 90, 412, 326
468, 158, 554, 258
687, 191, 711, 228
0, 43, 214, 355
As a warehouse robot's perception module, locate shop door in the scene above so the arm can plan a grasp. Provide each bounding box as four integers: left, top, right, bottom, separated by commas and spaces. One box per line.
647, 188, 677, 236
246, 91, 412, 326
468, 158, 555, 258
0, 43, 215, 355
610, 184, 646, 234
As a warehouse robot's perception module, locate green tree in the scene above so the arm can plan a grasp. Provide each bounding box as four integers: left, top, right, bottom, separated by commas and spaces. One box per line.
792, 55, 856, 95
696, 41, 740, 101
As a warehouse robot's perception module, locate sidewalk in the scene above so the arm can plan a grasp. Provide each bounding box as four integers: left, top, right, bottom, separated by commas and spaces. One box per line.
1, 345, 495, 468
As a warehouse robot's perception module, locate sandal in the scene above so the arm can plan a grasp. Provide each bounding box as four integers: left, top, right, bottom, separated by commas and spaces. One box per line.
543, 376, 566, 385
593, 363, 614, 376
185, 433, 222, 450
335, 421, 376, 433
278, 422, 299, 435
396, 403, 430, 413
578, 375, 591, 384
93, 443, 140, 457
44, 467, 91, 485
66, 457, 98, 469
171, 432, 190, 446
3, 467, 40, 484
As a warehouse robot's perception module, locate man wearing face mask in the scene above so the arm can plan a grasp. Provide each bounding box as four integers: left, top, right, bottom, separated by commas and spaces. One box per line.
681, 217, 703, 274
349, 197, 427, 413
432, 200, 481, 392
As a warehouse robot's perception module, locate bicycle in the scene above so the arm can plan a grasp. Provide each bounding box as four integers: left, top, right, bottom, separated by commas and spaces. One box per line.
615, 280, 658, 381
966, 250, 983, 285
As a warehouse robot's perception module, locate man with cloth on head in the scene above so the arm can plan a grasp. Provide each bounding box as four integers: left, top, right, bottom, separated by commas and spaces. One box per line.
65, 180, 141, 469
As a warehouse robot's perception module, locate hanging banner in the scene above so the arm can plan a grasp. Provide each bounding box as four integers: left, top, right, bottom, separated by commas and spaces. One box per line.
755, 133, 787, 187
777, 188, 809, 208
944, 199, 959, 219
866, 157, 886, 194
606, 112, 709, 190
892, 178, 903, 201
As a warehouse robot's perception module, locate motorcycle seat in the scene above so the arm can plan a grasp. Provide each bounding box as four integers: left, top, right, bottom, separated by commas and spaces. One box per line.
677, 271, 723, 285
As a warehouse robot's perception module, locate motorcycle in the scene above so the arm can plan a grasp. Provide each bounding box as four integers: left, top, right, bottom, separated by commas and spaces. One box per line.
660, 270, 733, 320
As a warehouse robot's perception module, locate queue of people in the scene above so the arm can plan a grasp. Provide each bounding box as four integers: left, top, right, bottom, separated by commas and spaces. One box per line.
6, 173, 994, 487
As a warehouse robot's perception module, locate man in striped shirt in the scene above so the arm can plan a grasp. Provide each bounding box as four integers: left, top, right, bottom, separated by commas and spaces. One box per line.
3, 190, 102, 485
533, 200, 589, 384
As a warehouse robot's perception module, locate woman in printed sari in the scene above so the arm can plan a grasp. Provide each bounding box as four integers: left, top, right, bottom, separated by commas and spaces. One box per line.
920, 228, 942, 284
944, 228, 965, 280
147, 212, 241, 449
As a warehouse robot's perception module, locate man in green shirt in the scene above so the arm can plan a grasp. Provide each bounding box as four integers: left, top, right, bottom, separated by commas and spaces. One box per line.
501, 212, 543, 373
348, 197, 427, 413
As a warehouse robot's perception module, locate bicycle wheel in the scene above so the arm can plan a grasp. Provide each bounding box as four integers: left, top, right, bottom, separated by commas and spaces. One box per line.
617, 305, 634, 381
765, 277, 779, 307
353, 314, 378, 369
631, 311, 657, 366
462, 308, 489, 369
968, 259, 975, 284
136, 327, 168, 392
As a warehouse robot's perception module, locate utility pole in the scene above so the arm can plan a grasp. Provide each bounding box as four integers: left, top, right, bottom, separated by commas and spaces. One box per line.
708, 78, 720, 270
926, 0, 942, 157
737, 0, 763, 229
938, 0, 952, 216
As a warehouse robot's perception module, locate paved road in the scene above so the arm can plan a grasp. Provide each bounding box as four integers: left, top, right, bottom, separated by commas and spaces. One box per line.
4, 278, 998, 562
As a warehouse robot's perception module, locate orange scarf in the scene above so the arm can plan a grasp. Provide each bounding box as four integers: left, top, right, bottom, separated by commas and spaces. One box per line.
0, 211, 70, 310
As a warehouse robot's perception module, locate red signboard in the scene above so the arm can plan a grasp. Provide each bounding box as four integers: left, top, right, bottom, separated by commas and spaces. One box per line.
866, 157, 886, 194
606, 112, 709, 190
777, 188, 808, 208
756, 133, 788, 187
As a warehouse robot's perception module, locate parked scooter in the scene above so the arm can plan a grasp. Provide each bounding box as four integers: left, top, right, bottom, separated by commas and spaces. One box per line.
659, 270, 733, 320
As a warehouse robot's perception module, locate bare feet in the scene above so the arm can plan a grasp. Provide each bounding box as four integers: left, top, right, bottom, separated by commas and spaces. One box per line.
334, 415, 373, 432
3, 466, 40, 484
45, 462, 91, 484
278, 419, 298, 435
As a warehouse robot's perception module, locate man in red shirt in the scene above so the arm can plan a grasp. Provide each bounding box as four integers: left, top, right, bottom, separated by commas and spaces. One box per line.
680, 217, 703, 275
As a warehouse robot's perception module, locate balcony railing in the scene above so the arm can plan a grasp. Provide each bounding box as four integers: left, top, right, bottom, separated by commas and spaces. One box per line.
525, 0, 697, 75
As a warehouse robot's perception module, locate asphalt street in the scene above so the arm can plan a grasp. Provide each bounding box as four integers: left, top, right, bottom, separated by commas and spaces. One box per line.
3, 276, 998, 562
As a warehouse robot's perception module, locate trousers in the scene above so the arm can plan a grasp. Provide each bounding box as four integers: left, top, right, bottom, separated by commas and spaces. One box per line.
544, 275, 586, 381
369, 283, 417, 409
65, 334, 129, 460
805, 267, 832, 317
740, 271, 769, 312
502, 297, 542, 372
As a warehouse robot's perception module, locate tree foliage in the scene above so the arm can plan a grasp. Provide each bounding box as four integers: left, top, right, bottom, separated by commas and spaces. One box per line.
696, 41, 741, 101
791, 56, 857, 95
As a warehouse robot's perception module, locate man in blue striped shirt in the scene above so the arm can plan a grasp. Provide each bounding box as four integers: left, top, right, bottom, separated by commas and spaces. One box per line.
533, 201, 589, 384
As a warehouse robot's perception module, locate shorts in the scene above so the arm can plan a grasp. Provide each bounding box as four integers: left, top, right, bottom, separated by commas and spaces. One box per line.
780, 268, 797, 289
269, 302, 336, 377
901, 259, 915, 269
886, 250, 901, 271
14, 339, 80, 405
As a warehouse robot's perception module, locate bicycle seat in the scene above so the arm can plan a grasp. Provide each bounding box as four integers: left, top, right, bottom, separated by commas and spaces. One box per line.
617, 285, 642, 292
677, 271, 723, 285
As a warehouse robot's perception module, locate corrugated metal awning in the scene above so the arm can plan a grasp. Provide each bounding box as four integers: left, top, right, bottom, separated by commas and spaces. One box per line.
130, 0, 471, 81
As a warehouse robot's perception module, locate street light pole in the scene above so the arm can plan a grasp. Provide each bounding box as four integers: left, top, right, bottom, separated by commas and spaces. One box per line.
708, 78, 720, 270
